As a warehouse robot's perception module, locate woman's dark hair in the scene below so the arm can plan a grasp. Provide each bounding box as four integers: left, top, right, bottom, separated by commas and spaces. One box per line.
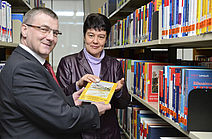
83, 13, 111, 39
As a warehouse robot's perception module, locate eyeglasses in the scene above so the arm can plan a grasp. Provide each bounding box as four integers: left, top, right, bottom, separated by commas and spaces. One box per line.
25, 24, 62, 37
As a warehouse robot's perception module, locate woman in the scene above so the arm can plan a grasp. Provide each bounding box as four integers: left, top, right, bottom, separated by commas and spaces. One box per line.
56, 13, 130, 139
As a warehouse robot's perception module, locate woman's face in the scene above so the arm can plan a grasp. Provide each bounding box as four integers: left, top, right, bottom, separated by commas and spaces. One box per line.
84, 28, 107, 58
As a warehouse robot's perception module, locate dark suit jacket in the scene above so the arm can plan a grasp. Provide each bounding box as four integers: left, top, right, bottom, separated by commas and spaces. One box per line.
0, 46, 100, 139
56, 50, 130, 139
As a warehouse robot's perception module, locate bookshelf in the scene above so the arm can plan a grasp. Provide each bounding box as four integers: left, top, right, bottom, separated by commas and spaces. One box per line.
130, 92, 212, 139
108, 0, 152, 25
102, 0, 212, 139
0, 0, 33, 61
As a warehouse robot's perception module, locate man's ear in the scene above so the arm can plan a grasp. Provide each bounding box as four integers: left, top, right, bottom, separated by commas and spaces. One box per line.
21, 24, 28, 38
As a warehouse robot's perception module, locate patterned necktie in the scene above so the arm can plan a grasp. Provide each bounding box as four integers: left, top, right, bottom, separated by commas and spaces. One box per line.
44, 60, 60, 86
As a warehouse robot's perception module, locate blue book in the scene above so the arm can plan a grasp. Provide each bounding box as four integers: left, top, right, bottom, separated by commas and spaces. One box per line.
182, 68, 212, 130
182, 0, 187, 37
169, 0, 173, 38
173, 0, 179, 38
148, 2, 153, 41
137, 111, 158, 139
147, 125, 183, 139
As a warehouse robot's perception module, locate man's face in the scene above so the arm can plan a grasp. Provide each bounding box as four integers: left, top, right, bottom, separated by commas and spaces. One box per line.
22, 13, 59, 59
84, 28, 107, 58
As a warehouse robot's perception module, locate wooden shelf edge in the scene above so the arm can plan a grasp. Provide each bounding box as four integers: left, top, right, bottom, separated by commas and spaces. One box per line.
0, 42, 18, 48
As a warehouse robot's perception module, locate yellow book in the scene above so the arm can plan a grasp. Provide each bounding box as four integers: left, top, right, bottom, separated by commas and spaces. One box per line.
196, 0, 201, 35
201, 0, 207, 33
122, 18, 125, 45
98, 7, 101, 14
143, 5, 147, 43
79, 80, 117, 104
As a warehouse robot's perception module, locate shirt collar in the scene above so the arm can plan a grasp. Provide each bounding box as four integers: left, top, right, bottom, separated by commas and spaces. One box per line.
19, 43, 46, 65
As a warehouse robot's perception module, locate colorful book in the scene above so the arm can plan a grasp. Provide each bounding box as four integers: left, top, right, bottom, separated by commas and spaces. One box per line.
79, 80, 117, 104
182, 68, 212, 130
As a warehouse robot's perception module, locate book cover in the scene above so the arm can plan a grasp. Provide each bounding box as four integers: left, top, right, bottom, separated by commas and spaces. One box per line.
183, 68, 212, 130
79, 80, 117, 104
147, 62, 168, 102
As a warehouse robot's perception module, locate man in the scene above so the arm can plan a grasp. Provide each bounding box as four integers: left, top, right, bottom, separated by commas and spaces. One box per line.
0, 7, 111, 139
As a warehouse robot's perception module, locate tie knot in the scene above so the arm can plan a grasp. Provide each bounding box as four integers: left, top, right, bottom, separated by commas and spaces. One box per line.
44, 60, 51, 68
43, 60, 60, 86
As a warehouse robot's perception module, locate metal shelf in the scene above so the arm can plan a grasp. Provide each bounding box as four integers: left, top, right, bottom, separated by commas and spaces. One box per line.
160, 33, 212, 48
105, 33, 212, 50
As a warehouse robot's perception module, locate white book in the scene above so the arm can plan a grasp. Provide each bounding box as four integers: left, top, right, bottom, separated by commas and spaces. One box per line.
126, 59, 131, 91
146, 3, 149, 42
0, 0, 2, 41
7, 3, 12, 42
129, 13, 134, 44
140, 6, 144, 42
130, 60, 135, 92
2, 1, 6, 42
192, 0, 197, 36
166, 0, 170, 39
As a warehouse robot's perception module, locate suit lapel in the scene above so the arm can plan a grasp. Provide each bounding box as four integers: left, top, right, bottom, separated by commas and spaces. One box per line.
15, 46, 73, 105
15, 46, 41, 64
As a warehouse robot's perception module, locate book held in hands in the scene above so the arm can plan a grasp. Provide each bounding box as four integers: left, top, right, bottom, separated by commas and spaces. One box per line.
79, 80, 118, 104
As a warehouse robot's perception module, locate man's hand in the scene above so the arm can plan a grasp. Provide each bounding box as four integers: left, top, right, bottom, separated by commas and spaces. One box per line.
76, 74, 100, 88
72, 88, 84, 106
91, 102, 111, 116
115, 78, 125, 92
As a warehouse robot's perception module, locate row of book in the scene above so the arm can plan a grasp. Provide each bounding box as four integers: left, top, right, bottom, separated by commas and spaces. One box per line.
117, 58, 212, 131
195, 55, 212, 62
0, 0, 12, 42
105, 0, 212, 48
158, 66, 212, 131
162, 0, 212, 39
117, 107, 188, 139
24, 0, 44, 8
98, 0, 127, 17
108, 0, 161, 47
0, 0, 44, 43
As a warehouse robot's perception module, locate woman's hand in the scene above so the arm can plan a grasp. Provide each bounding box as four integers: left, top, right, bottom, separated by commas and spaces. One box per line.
115, 78, 125, 92
76, 74, 100, 88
